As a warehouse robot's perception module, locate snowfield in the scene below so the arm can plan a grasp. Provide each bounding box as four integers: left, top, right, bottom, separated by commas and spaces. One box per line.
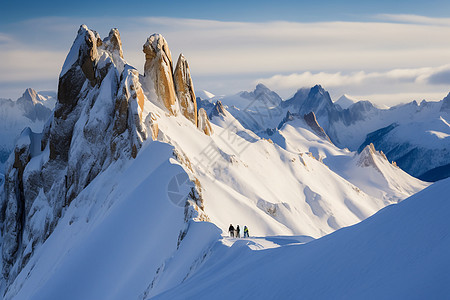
154, 177, 450, 300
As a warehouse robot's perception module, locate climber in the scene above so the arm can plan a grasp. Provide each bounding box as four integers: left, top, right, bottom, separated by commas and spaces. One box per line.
236, 225, 241, 238
229, 224, 235, 237
244, 225, 249, 238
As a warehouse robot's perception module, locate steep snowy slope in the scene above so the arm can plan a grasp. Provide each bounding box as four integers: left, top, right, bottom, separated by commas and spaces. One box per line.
269, 115, 427, 203
0, 88, 53, 173
154, 177, 450, 300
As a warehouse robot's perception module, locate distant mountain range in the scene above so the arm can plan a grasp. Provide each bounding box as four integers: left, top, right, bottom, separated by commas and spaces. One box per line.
200, 84, 449, 181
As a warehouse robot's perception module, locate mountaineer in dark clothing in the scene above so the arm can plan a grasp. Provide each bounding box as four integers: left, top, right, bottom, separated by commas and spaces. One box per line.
244, 226, 249, 238
229, 224, 235, 237
236, 225, 241, 238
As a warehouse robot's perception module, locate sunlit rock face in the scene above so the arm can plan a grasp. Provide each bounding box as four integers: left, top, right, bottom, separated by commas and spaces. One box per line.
174, 54, 197, 126
197, 108, 213, 136
143, 34, 178, 115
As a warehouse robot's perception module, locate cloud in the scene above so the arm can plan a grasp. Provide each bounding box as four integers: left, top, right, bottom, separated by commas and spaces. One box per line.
376, 14, 450, 26
426, 68, 450, 85
257, 65, 450, 90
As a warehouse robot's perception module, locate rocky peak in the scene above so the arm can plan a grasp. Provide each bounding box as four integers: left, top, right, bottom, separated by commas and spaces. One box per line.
282, 85, 333, 115
52, 25, 103, 161
17, 88, 41, 105
143, 34, 178, 115
57, 25, 101, 110
305, 85, 334, 111
440, 92, 450, 112
240, 83, 282, 107
210, 100, 227, 118
335, 94, 357, 109
16, 88, 52, 122
357, 143, 392, 173
102, 28, 123, 59
174, 54, 197, 126
303, 112, 331, 142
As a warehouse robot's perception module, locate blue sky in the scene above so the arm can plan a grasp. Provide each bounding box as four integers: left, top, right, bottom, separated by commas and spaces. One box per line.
2, 0, 450, 23
1, 1, 450, 105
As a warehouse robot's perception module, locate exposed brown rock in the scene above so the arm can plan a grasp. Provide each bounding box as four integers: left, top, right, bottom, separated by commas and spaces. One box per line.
111, 66, 148, 160
173, 54, 197, 126
143, 34, 178, 115
303, 112, 332, 143
357, 143, 382, 173
197, 108, 213, 135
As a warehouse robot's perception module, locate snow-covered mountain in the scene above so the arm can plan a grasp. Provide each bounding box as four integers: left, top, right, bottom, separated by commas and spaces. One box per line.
335, 93, 358, 109
0, 25, 429, 299
0, 88, 54, 173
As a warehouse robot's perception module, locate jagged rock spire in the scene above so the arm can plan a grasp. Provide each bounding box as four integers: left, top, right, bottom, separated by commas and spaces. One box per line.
303, 112, 331, 142
52, 25, 101, 161
197, 108, 213, 136
102, 28, 123, 59
174, 54, 197, 126
143, 34, 178, 115
210, 100, 227, 118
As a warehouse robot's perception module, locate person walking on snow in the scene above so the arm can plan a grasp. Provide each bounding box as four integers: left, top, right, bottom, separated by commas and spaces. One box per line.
229, 224, 235, 237
236, 225, 241, 238
244, 226, 249, 238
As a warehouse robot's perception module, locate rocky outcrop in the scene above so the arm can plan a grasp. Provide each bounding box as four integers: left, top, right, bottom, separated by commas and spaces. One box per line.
303, 112, 332, 142
357, 143, 394, 173
52, 25, 101, 161
102, 28, 124, 60
143, 34, 178, 115
197, 108, 213, 136
174, 54, 197, 126
111, 65, 149, 160
210, 100, 227, 118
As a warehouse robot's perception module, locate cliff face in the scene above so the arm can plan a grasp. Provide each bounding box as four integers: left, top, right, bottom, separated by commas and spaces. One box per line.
174, 54, 197, 126
143, 34, 178, 115
0, 25, 148, 283
198, 108, 213, 136
0, 24, 213, 287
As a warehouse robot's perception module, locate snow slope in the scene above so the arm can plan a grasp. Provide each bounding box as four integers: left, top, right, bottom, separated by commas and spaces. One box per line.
266, 115, 427, 203
154, 177, 450, 299
4, 141, 212, 299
